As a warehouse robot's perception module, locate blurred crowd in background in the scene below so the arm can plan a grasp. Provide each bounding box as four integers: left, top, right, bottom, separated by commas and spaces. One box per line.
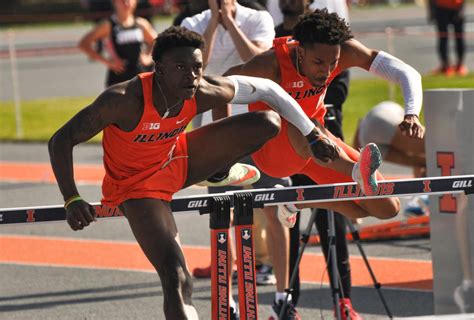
0, 0, 442, 23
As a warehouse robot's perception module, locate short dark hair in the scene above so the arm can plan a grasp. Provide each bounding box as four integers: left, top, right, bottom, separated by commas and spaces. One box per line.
293, 9, 353, 47
152, 26, 205, 61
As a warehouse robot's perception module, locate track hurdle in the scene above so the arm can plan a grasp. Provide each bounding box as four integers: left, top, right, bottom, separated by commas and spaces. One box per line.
209, 196, 232, 320
1, 175, 473, 224
234, 193, 258, 320
1, 175, 473, 319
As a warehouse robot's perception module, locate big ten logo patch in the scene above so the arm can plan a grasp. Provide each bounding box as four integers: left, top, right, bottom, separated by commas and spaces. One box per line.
142, 122, 160, 130
289, 81, 304, 88
437, 152, 456, 213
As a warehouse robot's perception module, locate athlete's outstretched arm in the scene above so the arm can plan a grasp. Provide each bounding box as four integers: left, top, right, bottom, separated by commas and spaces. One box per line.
197, 74, 339, 162
339, 39, 424, 139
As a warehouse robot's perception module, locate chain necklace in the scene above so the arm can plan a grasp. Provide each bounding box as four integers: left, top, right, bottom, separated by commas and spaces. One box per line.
156, 79, 182, 119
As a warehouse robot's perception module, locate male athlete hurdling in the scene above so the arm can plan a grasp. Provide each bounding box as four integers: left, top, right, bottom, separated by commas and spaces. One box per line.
208, 8, 425, 228
48, 26, 372, 319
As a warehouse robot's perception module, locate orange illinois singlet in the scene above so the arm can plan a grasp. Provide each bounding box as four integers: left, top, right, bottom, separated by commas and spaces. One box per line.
249, 37, 341, 178
101, 72, 196, 206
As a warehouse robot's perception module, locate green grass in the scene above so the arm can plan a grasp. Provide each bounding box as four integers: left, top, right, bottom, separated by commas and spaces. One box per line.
0, 96, 101, 142
1, 75, 472, 143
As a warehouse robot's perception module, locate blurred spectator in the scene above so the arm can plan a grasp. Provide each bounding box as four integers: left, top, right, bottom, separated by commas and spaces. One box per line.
78, 0, 157, 87
274, 0, 309, 37
354, 100, 428, 216
180, 0, 275, 128
173, 0, 267, 26
80, 0, 113, 54
428, 0, 468, 76
172, 0, 209, 26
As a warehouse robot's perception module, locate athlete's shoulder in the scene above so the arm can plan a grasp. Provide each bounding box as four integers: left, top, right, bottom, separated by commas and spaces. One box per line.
339, 38, 375, 70
92, 77, 144, 128
198, 75, 233, 94
101, 77, 143, 111
250, 49, 279, 76
196, 75, 233, 104
224, 49, 278, 82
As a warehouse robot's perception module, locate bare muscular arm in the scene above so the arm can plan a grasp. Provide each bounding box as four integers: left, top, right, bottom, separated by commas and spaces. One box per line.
48, 82, 141, 230
338, 39, 378, 71
48, 83, 139, 201
194, 75, 236, 114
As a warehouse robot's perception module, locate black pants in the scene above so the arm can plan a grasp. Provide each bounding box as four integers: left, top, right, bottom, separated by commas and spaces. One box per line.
435, 6, 465, 67
289, 177, 351, 305
289, 71, 352, 306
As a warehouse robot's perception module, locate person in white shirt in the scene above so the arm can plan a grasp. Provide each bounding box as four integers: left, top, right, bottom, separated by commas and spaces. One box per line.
181, 0, 275, 128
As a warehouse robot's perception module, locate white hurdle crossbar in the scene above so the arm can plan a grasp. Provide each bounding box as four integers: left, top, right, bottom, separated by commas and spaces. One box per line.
0, 175, 472, 225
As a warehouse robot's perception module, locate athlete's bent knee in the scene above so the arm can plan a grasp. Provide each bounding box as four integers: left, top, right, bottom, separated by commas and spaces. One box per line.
256, 110, 281, 138
380, 197, 401, 219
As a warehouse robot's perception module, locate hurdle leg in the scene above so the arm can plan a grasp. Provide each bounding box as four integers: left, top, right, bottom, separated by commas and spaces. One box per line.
210, 196, 232, 320
327, 210, 342, 320
234, 192, 258, 320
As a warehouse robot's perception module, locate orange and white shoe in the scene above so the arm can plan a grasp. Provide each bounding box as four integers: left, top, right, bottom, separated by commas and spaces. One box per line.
338, 298, 363, 320
352, 143, 382, 196
198, 163, 261, 187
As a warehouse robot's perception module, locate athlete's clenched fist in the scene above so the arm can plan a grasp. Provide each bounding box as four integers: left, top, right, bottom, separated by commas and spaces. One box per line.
65, 200, 96, 231
306, 130, 340, 163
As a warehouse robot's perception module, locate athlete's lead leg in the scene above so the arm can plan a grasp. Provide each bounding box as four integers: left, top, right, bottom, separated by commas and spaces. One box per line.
184, 111, 281, 187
